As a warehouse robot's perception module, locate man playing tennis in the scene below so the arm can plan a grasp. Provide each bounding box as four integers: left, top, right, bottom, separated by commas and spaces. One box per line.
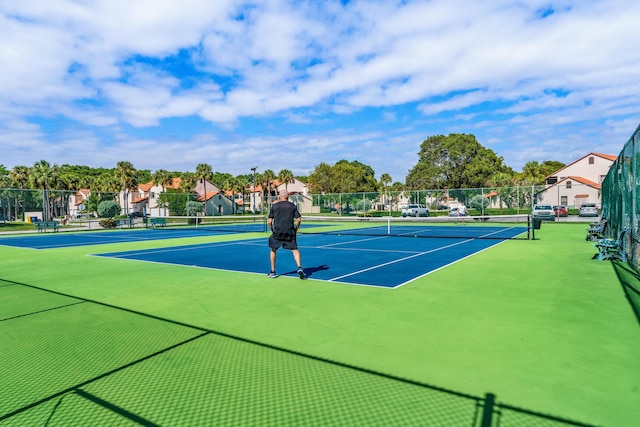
267, 189, 305, 279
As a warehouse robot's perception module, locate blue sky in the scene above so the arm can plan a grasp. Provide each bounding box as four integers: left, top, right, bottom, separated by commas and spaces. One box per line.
1, 0, 639, 183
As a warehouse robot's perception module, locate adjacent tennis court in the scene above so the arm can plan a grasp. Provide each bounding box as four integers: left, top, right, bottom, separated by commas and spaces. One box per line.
0, 221, 267, 249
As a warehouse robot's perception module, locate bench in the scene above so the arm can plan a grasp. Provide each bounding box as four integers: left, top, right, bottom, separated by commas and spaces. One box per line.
116, 218, 134, 228
149, 217, 167, 228
595, 228, 627, 262
34, 221, 60, 232
586, 218, 607, 241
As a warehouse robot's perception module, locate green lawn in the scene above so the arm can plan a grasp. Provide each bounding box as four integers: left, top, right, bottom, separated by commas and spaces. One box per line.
0, 223, 638, 426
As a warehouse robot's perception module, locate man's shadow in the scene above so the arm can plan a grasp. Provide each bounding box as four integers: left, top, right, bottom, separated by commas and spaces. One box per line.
283, 265, 329, 278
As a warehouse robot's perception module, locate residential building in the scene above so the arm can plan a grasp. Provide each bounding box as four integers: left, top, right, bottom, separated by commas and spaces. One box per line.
69, 189, 90, 217
536, 152, 616, 208
247, 177, 315, 214
273, 177, 316, 213
128, 178, 231, 216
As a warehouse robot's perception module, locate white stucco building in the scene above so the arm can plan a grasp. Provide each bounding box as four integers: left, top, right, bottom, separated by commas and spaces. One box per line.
536, 152, 616, 208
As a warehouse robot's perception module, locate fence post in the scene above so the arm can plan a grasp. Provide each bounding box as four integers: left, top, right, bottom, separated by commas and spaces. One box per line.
480, 393, 495, 427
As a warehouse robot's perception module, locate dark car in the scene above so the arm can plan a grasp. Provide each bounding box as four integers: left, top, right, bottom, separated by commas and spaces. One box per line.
128, 211, 144, 218
553, 205, 568, 217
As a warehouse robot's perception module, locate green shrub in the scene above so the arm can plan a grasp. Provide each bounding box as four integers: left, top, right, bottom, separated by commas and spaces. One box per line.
186, 201, 204, 216
99, 219, 117, 229
97, 200, 121, 218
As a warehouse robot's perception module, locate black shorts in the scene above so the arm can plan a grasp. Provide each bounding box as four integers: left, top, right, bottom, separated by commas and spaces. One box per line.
269, 234, 298, 250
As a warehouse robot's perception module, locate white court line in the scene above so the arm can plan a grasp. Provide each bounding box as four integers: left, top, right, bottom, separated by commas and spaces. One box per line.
315, 235, 391, 247
92, 240, 244, 258
327, 239, 474, 282
392, 239, 509, 288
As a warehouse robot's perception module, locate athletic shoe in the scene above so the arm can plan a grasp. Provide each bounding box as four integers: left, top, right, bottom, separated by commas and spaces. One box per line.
297, 268, 306, 280
267, 271, 278, 278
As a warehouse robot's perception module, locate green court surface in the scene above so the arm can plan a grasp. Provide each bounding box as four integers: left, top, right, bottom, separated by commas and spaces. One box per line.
1, 223, 639, 426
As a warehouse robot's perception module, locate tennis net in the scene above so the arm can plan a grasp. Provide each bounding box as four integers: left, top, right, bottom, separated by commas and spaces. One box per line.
147, 215, 267, 234
299, 214, 531, 240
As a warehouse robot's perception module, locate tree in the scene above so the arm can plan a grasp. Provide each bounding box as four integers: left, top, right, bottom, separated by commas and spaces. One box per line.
307, 162, 333, 193
97, 200, 121, 218
115, 161, 137, 216
379, 173, 392, 190
179, 172, 198, 194
307, 160, 377, 195
10, 166, 30, 189
234, 175, 251, 214
278, 169, 295, 191
135, 169, 152, 185
30, 160, 59, 220
0, 165, 9, 187
152, 169, 174, 216
9, 165, 30, 220
220, 176, 243, 214
211, 172, 233, 188
262, 169, 276, 207
185, 200, 204, 216
520, 161, 546, 185
195, 163, 213, 215
406, 134, 513, 190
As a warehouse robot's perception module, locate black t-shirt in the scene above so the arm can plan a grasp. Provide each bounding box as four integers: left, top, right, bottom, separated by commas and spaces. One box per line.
269, 200, 300, 240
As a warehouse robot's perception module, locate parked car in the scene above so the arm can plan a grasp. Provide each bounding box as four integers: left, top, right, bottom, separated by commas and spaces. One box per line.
128, 211, 144, 218
579, 203, 599, 217
553, 205, 568, 217
532, 204, 556, 221
401, 204, 429, 217
448, 207, 467, 217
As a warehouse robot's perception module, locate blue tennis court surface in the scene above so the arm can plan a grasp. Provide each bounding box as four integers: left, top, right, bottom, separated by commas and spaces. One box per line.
0, 227, 265, 249
94, 233, 512, 288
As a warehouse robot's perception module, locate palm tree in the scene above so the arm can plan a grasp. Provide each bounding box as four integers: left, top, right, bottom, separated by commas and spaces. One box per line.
278, 169, 294, 191
30, 160, 59, 220
152, 169, 173, 216
10, 166, 30, 220
0, 165, 10, 220
234, 175, 250, 214
10, 166, 30, 189
379, 173, 392, 212
115, 161, 137, 216
179, 172, 198, 195
195, 163, 213, 215
262, 169, 276, 208
180, 172, 198, 214
232, 177, 248, 214
219, 177, 235, 215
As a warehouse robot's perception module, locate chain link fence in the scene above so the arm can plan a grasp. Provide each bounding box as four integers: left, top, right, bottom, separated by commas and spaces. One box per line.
1, 181, 603, 222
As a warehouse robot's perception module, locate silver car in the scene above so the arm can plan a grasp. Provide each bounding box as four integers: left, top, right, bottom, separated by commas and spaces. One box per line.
401, 204, 429, 217
532, 204, 555, 221
579, 203, 599, 217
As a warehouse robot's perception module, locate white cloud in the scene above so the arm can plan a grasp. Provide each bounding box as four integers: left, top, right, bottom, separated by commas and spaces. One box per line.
1, 0, 639, 180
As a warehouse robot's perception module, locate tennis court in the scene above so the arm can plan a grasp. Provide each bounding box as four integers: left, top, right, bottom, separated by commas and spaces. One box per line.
0, 222, 267, 250
95, 233, 514, 288
1, 222, 639, 426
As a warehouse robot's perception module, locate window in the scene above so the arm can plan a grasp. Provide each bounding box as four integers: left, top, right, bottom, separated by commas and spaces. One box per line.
561, 196, 567, 206
566, 181, 572, 189
589, 156, 594, 164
